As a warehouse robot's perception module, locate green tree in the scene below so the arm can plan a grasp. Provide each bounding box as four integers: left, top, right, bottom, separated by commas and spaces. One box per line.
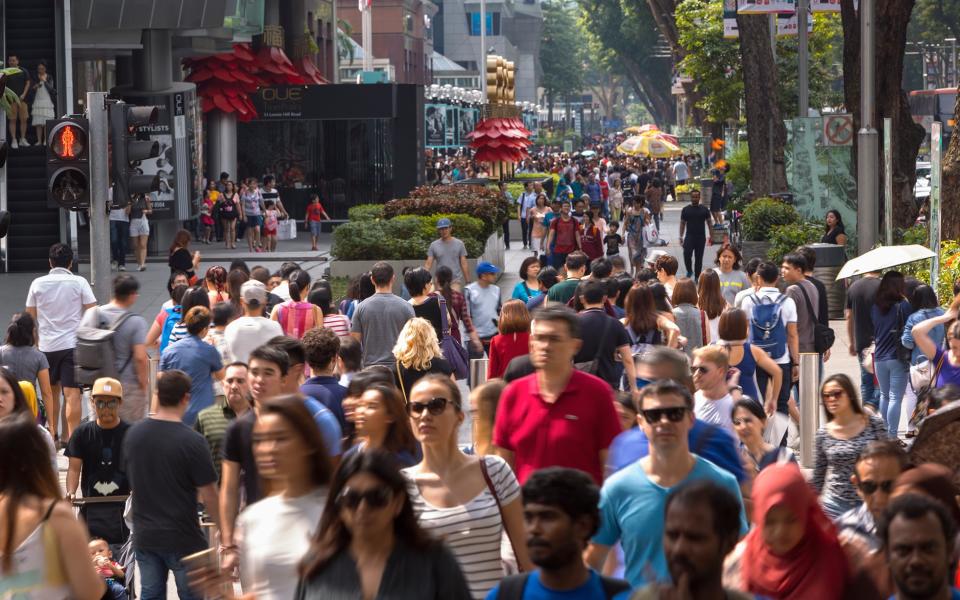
774, 14, 845, 116
541, 1, 585, 129
675, 0, 742, 125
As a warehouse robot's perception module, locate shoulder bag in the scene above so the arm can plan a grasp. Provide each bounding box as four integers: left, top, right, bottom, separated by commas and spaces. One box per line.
909, 351, 947, 430
574, 316, 613, 375
437, 295, 469, 379
795, 283, 835, 354
479, 457, 524, 573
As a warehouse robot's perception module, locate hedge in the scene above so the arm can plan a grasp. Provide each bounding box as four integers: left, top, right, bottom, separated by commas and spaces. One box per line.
384, 185, 509, 237
332, 213, 486, 260
347, 204, 385, 222
740, 197, 800, 242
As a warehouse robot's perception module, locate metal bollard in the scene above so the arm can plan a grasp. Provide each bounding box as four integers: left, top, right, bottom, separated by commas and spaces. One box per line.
798, 353, 820, 468
470, 358, 489, 390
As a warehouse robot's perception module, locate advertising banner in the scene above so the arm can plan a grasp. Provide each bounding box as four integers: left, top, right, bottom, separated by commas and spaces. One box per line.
425, 103, 446, 147
724, 0, 739, 38
738, 0, 795, 15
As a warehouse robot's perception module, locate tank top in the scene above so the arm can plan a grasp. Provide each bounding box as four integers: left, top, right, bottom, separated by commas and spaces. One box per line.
129, 195, 147, 220
1, 501, 70, 599
276, 301, 317, 340
724, 341, 761, 404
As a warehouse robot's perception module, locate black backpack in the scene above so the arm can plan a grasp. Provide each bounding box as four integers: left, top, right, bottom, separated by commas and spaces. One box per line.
496, 573, 630, 600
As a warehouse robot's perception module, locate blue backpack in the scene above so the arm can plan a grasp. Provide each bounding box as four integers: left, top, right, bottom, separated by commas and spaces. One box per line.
159, 305, 181, 353
749, 294, 788, 358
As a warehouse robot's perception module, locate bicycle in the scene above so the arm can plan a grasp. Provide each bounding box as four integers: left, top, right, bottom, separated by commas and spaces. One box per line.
726, 208, 742, 250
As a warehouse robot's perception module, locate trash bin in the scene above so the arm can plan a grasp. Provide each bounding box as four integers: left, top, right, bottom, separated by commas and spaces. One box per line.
808, 243, 847, 319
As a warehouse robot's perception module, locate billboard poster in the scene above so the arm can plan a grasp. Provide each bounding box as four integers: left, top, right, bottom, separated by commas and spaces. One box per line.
445, 107, 456, 147
425, 103, 446, 147
776, 11, 813, 36
738, 0, 795, 14
724, 0, 739, 38
459, 107, 476, 146
135, 124, 176, 219
811, 0, 840, 11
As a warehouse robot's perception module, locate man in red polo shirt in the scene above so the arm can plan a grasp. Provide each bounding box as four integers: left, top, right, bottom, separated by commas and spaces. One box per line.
545, 200, 582, 270
493, 305, 622, 484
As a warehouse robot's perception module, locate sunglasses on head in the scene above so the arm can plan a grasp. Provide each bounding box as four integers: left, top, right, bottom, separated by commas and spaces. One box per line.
858, 479, 895, 495
95, 399, 119, 409
641, 406, 688, 423
337, 486, 393, 510
407, 397, 454, 416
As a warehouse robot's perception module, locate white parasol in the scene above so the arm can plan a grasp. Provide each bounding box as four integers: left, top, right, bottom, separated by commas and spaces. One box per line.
835, 244, 936, 280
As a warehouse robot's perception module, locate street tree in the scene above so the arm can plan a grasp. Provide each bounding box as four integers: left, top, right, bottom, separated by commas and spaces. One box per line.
541, 0, 585, 130
941, 98, 960, 238
675, 0, 742, 126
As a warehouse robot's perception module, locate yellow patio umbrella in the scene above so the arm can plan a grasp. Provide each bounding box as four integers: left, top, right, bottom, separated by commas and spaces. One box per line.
617, 134, 683, 157
624, 124, 660, 134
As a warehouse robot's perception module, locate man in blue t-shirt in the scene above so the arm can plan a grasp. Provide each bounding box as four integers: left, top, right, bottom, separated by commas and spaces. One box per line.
485, 467, 631, 600
587, 381, 748, 587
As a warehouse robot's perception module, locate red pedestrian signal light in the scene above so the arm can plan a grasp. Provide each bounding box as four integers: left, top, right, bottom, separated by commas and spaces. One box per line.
49, 121, 88, 162
46, 117, 90, 210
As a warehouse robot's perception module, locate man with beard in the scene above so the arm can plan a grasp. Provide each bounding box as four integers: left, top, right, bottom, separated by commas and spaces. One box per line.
632, 481, 755, 599
882, 494, 960, 600
484, 467, 631, 599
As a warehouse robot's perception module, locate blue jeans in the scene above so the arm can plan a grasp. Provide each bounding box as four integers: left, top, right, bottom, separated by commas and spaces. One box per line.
875, 358, 909, 436
136, 549, 201, 600
110, 220, 130, 266
860, 359, 879, 409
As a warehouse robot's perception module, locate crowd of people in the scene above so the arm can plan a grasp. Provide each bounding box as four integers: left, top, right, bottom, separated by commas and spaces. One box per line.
4, 194, 960, 600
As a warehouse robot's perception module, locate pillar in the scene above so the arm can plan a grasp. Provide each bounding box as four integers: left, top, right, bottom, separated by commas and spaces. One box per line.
207, 111, 238, 184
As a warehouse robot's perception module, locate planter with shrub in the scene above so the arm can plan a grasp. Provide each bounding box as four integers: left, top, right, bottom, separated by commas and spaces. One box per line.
739, 197, 800, 261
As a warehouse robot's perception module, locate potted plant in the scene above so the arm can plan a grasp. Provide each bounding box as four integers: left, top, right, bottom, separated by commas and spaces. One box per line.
739, 197, 800, 261
674, 183, 695, 204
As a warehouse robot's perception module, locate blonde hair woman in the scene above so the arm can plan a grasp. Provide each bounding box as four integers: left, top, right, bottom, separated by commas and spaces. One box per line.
392, 317, 454, 401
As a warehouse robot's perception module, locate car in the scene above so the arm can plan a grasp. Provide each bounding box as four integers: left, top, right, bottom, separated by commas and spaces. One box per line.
914, 161, 931, 202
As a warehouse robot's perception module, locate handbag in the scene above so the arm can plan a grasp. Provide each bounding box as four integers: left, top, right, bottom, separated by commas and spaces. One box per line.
479, 457, 524, 573
909, 351, 947, 430
796, 283, 835, 354
437, 295, 469, 379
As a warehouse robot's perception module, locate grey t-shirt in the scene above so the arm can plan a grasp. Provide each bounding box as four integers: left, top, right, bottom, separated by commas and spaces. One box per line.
427, 237, 468, 283
715, 268, 752, 307
0, 344, 49, 382
351, 293, 415, 367
786, 278, 820, 354
79, 304, 148, 381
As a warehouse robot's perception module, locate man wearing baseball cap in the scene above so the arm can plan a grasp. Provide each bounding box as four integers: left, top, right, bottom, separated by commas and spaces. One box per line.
465, 261, 502, 354
223, 280, 283, 364
425, 217, 471, 288
65, 377, 132, 546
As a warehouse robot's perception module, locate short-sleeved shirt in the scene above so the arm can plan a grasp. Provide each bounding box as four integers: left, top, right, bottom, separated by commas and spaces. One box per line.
66, 420, 131, 499
846, 276, 882, 353
194, 403, 238, 482
934, 348, 960, 388
680, 204, 711, 244
738, 287, 798, 364
546, 277, 581, 305
0, 345, 49, 383
306, 202, 326, 221
693, 392, 736, 436
715, 269, 752, 306
351, 293, 416, 367
428, 237, 468, 283
25, 267, 97, 352
549, 217, 580, 254
301, 375, 348, 430
7, 66, 30, 96
223, 316, 284, 365
223, 411, 260, 503
465, 283, 501, 339
485, 570, 631, 600
871, 300, 913, 362
573, 309, 632, 389
79, 304, 147, 382
785, 278, 822, 354
493, 370, 622, 484
593, 456, 748, 586
123, 418, 217, 554
159, 334, 224, 426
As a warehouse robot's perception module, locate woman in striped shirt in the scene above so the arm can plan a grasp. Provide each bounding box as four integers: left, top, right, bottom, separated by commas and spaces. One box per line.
402, 375, 532, 599
307, 281, 351, 337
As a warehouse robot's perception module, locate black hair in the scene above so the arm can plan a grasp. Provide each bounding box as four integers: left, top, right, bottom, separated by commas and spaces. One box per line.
219, 171, 230, 180
302, 327, 341, 370
167, 270, 190, 296
358, 271, 376, 300
170, 284, 188, 306
589, 257, 613, 279
48, 243, 73, 268
565, 252, 588, 272
288, 269, 311, 302
666, 480, 742, 543
730, 398, 767, 422
537, 266, 560, 290
307, 282, 335, 316
280, 262, 301, 280
211, 302, 234, 327
338, 337, 362, 373
181, 285, 211, 315
249, 343, 291, 376
637, 379, 695, 411
112, 274, 140, 301
635, 268, 657, 283
856, 439, 908, 470
743, 257, 762, 278
229, 259, 250, 276
911, 284, 940, 311
879, 493, 957, 551
876, 271, 906, 313
519, 256, 540, 281
756, 262, 780, 284
781, 253, 807, 272
5, 313, 35, 347
268, 335, 306, 368
649, 283, 671, 312
797, 246, 816, 271
521, 467, 601, 539
531, 305, 581, 340
371, 262, 394, 286
157, 370, 192, 407
580, 278, 608, 305
921, 384, 960, 413
404, 267, 434, 297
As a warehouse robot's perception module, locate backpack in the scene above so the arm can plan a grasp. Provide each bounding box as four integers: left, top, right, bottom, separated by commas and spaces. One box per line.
159, 306, 181, 353
627, 324, 662, 358
749, 294, 788, 358
496, 573, 630, 600
74, 307, 135, 386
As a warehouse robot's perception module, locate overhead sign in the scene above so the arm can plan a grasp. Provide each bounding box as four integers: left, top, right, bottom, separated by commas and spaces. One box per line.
776, 12, 813, 36
823, 114, 854, 146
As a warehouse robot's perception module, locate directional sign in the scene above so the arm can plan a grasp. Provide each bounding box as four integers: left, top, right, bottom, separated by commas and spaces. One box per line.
823, 114, 854, 146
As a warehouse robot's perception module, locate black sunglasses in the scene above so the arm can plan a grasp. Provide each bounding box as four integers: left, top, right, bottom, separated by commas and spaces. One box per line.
691, 366, 712, 375
407, 397, 453, 416
822, 391, 844, 400
337, 486, 393, 510
641, 407, 689, 423
858, 479, 895, 495
94, 399, 119, 409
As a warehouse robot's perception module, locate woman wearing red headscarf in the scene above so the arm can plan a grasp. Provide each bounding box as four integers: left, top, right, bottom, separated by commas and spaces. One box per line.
741, 461, 850, 599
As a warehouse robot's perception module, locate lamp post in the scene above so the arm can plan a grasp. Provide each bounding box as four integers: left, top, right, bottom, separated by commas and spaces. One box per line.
856, 0, 879, 255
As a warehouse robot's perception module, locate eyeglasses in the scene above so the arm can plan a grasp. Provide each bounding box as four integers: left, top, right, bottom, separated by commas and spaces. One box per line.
407, 397, 454, 416
691, 365, 712, 375
858, 479, 895, 495
337, 486, 393, 510
635, 377, 653, 389
94, 399, 119, 409
822, 391, 844, 400
641, 407, 689, 423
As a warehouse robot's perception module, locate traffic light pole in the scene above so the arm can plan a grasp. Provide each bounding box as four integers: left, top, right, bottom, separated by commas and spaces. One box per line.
87, 92, 111, 303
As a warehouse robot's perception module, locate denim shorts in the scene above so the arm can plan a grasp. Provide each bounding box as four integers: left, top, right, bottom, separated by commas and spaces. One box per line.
309, 220, 322, 236
128, 217, 150, 237
246, 215, 263, 228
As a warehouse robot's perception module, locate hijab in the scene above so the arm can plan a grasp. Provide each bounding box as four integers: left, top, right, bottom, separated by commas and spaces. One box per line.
742, 462, 849, 599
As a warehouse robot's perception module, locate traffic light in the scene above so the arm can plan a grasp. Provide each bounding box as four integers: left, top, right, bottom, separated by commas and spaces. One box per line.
108, 102, 162, 208
46, 117, 90, 210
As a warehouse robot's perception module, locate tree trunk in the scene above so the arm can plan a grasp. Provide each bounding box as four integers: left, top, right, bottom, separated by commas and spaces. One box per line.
620, 58, 674, 126
736, 13, 789, 195
841, 0, 925, 230
942, 93, 960, 239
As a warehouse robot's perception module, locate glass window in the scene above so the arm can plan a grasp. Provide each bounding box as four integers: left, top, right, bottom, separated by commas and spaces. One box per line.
465, 12, 499, 35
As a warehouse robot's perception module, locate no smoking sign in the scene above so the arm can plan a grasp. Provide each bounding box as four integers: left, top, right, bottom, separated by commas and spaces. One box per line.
823, 114, 854, 146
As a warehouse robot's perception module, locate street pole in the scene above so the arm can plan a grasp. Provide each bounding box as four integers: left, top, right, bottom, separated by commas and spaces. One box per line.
883, 117, 893, 245
856, 0, 879, 256
798, 353, 820, 468
361, 0, 373, 73
931, 122, 943, 288
949, 38, 958, 87
798, 0, 809, 117
480, 0, 487, 92
86, 91, 111, 303
769, 14, 776, 192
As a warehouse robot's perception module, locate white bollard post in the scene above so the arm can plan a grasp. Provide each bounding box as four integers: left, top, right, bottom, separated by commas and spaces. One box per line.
799, 353, 820, 468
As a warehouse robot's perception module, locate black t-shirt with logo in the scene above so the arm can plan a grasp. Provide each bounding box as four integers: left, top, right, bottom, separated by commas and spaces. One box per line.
65, 420, 131, 543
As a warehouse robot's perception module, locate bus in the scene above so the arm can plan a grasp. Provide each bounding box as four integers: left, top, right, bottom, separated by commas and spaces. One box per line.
909, 88, 957, 153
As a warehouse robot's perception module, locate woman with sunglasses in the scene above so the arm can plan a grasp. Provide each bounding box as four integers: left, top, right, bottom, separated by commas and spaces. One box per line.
345, 382, 420, 468
813, 374, 887, 519
296, 450, 471, 599
402, 375, 532, 598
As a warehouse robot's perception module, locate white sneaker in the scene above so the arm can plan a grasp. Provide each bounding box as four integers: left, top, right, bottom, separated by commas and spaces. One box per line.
10, 139, 18, 149
19, 138, 29, 147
